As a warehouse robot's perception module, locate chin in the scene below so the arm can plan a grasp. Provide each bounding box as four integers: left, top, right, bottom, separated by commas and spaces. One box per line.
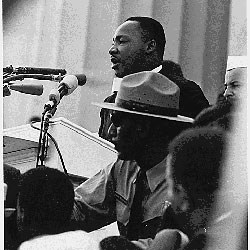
115, 71, 125, 78
117, 151, 135, 161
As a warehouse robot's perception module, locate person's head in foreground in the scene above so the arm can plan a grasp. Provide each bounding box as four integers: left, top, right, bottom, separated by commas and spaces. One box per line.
223, 67, 247, 102
193, 98, 234, 131
109, 16, 166, 78
17, 166, 74, 242
165, 127, 227, 238
94, 71, 193, 170
100, 236, 142, 250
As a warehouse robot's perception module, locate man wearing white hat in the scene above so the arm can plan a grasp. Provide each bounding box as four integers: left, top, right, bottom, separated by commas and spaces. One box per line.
73, 71, 193, 245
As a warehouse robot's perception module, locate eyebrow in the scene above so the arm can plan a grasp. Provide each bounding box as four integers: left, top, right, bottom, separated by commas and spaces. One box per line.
225, 81, 241, 87
112, 35, 129, 42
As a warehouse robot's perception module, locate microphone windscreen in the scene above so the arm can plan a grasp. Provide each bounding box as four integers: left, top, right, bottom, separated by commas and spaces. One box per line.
49, 89, 60, 104
75, 74, 87, 86
59, 75, 78, 95
10, 83, 43, 96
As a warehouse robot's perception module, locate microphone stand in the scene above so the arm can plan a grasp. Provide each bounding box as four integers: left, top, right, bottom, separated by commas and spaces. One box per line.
2, 65, 67, 167
36, 103, 57, 167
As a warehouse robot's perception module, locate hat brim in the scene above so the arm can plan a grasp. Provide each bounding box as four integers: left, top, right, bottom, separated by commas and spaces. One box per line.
93, 102, 194, 123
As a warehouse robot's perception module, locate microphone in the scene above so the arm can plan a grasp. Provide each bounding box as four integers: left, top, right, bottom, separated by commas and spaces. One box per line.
9, 83, 44, 95
44, 74, 86, 111
11, 67, 67, 75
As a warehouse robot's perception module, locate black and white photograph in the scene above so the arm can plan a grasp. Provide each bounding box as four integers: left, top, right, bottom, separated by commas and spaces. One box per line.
2, 0, 247, 249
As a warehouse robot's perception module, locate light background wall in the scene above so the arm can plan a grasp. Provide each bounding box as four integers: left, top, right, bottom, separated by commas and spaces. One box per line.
3, 0, 247, 132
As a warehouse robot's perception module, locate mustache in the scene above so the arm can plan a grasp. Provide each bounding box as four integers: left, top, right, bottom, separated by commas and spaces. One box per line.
110, 56, 120, 63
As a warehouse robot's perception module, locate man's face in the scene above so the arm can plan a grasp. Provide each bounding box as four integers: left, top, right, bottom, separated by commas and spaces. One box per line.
223, 67, 247, 101
110, 111, 144, 160
109, 21, 148, 78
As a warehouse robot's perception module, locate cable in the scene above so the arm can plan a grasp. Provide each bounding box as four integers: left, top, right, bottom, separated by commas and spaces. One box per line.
35, 114, 45, 168
31, 122, 87, 224
31, 121, 69, 176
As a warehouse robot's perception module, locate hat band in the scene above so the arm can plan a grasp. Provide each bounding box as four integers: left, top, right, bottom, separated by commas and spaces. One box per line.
116, 98, 178, 117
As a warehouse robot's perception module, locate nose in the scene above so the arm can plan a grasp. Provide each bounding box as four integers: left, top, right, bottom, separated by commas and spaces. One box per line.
109, 44, 118, 55
223, 87, 234, 99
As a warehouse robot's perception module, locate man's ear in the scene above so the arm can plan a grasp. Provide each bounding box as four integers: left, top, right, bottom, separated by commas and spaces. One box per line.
146, 39, 157, 54
176, 184, 191, 212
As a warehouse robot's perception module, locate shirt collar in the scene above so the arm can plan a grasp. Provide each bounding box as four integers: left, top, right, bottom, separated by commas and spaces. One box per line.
111, 65, 163, 93
111, 77, 122, 92
151, 64, 162, 73
145, 157, 167, 192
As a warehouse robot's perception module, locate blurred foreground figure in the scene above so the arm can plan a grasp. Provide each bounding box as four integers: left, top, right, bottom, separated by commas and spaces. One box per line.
4, 163, 21, 250
100, 236, 142, 250
4, 163, 21, 209
147, 128, 227, 250
150, 69, 248, 249
17, 167, 98, 250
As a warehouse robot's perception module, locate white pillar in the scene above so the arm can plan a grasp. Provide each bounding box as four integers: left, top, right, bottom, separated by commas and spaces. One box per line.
178, 0, 231, 104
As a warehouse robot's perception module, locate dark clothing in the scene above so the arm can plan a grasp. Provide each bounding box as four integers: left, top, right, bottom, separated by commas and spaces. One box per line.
100, 236, 142, 250
160, 60, 209, 118
4, 164, 21, 250
126, 170, 148, 240
183, 233, 207, 250
193, 95, 235, 131
98, 91, 117, 141
4, 163, 21, 208
99, 60, 210, 140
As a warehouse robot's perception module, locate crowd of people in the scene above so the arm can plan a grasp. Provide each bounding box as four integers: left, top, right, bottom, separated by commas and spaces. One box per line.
4, 16, 247, 250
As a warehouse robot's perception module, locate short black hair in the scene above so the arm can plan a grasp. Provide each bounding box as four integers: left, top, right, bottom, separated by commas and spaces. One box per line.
193, 97, 234, 131
100, 236, 142, 250
168, 128, 226, 200
125, 16, 166, 58
19, 166, 74, 233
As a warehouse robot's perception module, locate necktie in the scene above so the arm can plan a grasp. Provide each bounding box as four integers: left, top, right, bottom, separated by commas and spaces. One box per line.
127, 169, 147, 240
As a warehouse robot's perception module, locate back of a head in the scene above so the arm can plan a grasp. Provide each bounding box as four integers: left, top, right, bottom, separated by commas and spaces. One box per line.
125, 16, 166, 58
169, 127, 226, 200
100, 236, 141, 250
19, 167, 74, 233
193, 98, 234, 131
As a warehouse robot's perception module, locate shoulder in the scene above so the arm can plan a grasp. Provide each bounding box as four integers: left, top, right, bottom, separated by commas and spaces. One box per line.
161, 60, 184, 78
160, 60, 200, 89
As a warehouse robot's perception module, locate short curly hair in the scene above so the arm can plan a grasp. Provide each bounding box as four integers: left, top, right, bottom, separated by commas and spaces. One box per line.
168, 127, 226, 203
125, 16, 166, 58
19, 166, 74, 232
